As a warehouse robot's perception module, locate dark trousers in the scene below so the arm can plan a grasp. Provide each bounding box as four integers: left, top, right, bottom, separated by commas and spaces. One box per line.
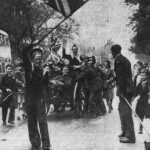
26, 101, 50, 149
2, 102, 15, 123
99, 97, 106, 113
89, 91, 106, 114
118, 97, 135, 140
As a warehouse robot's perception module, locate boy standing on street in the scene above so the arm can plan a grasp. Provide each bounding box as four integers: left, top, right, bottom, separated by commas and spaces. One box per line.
1, 64, 17, 125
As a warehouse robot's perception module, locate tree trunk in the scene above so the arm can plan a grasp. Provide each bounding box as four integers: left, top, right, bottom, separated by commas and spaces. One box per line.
9, 40, 20, 64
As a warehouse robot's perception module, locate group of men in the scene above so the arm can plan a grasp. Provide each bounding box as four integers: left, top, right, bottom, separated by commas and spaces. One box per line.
0, 43, 141, 150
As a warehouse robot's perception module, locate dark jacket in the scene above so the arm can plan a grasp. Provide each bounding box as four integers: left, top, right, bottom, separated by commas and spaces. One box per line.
22, 45, 50, 105
0, 74, 17, 108
114, 54, 136, 98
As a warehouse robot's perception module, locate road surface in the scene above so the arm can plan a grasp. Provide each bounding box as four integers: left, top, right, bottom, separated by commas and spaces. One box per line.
0, 97, 149, 150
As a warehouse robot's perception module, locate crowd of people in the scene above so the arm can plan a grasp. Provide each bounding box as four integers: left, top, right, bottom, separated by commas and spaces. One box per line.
0, 43, 150, 149
0, 44, 119, 126
49, 44, 116, 117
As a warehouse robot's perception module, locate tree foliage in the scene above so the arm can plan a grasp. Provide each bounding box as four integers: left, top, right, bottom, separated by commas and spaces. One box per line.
124, 0, 150, 55
0, 0, 79, 59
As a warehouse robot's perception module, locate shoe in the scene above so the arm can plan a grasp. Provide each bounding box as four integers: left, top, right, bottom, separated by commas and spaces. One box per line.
120, 137, 135, 143
138, 131, 143, 134
118, 132, 126, 138
43, 148, 50, 150
8, 121, 15, 124
22, 114, 28, 119
43, 146, 52, 150
31, 146, 41, 150
97, 112, 105, 116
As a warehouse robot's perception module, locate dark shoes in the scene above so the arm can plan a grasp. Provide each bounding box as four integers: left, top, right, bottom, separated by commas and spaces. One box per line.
120, 137, 136, 143
22, 114, 28, 119
32, 144, 51, 150
43, 146, 52, 150
8, 121, 15, 124
118, 132, 126, 138
17, 117, 21, 121
96, 111, 105, 116
31, 146, 41, 150
3, 121, 15, 125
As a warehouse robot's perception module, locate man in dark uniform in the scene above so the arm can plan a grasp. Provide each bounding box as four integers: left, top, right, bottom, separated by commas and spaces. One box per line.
22, 45, 51, 150
111, 44, 136, 143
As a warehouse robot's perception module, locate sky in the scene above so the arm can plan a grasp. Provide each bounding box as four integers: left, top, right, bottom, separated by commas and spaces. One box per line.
71, 0, 138, 64
0, 0, 139, 62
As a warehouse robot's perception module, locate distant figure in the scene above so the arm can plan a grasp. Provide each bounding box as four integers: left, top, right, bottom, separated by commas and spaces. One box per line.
111, 44, 136, 144
0, 64, 17, 125
143, 62, 149, 71
134, 61, 143, 86
135, 68, 150, 134
14, 66, 26, 119
62, 44, 81, 110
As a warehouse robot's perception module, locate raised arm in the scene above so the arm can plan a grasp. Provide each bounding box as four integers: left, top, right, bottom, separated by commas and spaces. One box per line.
62, 48, 71, 60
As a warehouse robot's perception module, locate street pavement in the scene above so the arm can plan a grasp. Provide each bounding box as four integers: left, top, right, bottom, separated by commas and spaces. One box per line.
0, 96, 150, 150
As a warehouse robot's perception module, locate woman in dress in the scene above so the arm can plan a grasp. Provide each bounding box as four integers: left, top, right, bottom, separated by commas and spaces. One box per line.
101, 60, 115, 113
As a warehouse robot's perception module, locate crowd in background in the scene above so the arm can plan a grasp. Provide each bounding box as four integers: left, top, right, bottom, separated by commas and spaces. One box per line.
0, 44, 150, 137
0, 44, 116, 124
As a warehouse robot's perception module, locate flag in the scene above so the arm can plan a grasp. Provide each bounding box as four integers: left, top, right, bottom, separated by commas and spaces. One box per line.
46, 0, 89, 17
45, 50, 62, 64
46, 33, 62, 63
50, 33, 62, 52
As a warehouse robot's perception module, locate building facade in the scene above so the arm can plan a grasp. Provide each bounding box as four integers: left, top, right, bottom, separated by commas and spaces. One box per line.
0, 30, 12, 73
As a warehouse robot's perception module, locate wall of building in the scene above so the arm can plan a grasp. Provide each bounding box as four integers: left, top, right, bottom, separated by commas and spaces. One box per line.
0, 30, 12, 73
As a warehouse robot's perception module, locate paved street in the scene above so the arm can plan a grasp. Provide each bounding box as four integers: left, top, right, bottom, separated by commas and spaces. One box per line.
0, 97, 149, 150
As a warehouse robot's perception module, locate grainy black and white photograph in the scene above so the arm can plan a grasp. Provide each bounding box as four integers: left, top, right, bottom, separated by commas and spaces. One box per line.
0, 0, 150, 150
